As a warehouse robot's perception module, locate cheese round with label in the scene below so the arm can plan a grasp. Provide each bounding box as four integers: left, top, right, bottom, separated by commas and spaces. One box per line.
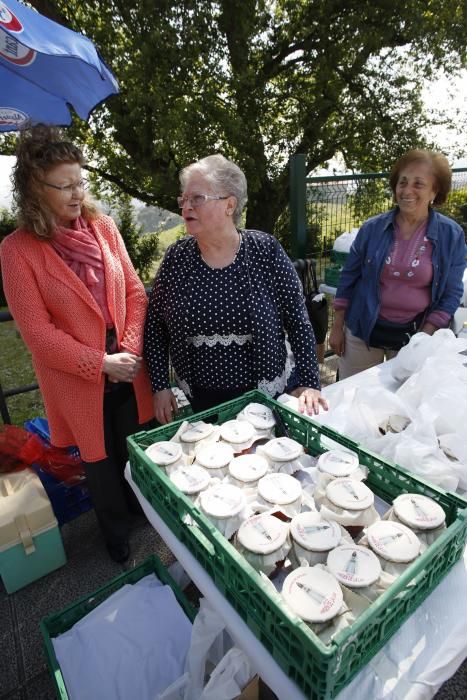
229, 454, 269, 483
257, 473, 302, 506
325, 478, 374, 511
170, 465, 210, 495
145, 441, 183, 466
237, 514, 288, 555
220, 420, 255, 444
241, 403, 276, 430
282, 567, 343, 623
180, 421, 214, 443
317, 450, 359, 477
290, 512, 341, 552
196, 442, 234, 470
199, 484, 246, 519
393, 493, 446, 531
262, 437, 303, 462
327, 544, 381, 588
366, 521, 421, 563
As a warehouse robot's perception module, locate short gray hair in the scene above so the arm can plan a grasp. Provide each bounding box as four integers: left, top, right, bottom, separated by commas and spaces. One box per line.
180, 154, 247, 225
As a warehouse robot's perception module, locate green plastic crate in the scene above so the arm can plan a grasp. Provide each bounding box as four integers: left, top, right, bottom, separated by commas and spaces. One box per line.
127, 390, 467, 700
40, 555, 198, 700
324, 264, 342, 288
330, 250, 349, 265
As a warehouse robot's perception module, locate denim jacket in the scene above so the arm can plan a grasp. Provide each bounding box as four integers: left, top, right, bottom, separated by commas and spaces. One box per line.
336, 208, 465, 344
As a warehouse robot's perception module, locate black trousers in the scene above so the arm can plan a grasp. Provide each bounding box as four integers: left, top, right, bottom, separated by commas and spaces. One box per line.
82, 384, 152, 546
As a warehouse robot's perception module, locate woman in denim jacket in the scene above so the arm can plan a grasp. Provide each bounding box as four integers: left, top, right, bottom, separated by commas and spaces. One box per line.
329, 150, 465, 379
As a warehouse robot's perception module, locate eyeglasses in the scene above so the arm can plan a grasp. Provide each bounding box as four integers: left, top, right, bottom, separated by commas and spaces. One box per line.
40, 178, 89, 194
177, 194, 228, 209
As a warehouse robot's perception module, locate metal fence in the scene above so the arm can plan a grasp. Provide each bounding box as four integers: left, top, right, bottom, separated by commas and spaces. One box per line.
289, 153, 467, 282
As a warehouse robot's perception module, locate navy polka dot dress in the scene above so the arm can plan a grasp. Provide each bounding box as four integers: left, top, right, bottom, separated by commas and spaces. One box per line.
144, 230, 320, 398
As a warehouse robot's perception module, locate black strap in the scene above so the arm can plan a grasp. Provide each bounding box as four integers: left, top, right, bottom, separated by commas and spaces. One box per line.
305, 258, 319, 295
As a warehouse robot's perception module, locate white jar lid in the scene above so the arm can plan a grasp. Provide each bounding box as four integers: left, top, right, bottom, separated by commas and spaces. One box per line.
326, 478, 374, 511
180, 421, 214, 443
170, 465, 210, 495
327, 544, 382, 588
145, 441, 183, 466
242, 403, 276, 430
263, 437, 303, 462
282, 567, 343, 623
229, 454, 269, 483
199, 484, 246, 519
196, 442, 234, 470
220, 420, 255, 444
290, 512, 341, 552
393, 493, 446, 530
317, 449, 359, 477
237, 514, 288, 554
257, 473, 302, 505
366, 521, 421, 563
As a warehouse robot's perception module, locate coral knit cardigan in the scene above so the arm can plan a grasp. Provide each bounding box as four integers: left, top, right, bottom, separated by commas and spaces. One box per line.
0, 215, 154, 462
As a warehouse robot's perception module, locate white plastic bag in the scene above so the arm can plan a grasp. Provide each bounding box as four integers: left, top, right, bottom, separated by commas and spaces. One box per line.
333, 229, 359, 253
391, 329, 459, 382
158, 597, 255, 700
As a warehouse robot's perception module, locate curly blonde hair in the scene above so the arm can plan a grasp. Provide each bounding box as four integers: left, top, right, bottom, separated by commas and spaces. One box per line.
13, 124, 99, 239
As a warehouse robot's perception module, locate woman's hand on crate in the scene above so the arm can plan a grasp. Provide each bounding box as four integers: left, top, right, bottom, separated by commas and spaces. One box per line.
290, 387, 328, 415
153, 389, 178, 424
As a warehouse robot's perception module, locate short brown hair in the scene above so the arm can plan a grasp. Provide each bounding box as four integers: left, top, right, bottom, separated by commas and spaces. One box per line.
13, 124, 99, 239
389, 149, 452, 206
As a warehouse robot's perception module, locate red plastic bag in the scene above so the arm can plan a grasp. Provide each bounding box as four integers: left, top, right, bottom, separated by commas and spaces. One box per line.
0, 425, 31, 473
0, 425, 85, 483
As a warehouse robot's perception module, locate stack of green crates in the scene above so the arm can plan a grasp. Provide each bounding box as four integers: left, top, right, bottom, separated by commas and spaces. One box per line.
324, 250, 350, 288
127, 390, 467, 700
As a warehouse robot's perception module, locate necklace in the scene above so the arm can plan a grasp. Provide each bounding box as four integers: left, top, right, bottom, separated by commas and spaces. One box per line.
199, 231, 242, 270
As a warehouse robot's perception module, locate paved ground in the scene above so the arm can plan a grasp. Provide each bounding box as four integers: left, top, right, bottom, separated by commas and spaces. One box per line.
1, 358, 466, 699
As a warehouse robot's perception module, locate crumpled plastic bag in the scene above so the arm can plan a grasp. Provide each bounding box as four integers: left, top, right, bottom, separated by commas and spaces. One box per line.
333, 229, 359, 253
390, 329, 459, 382
157, 597, 254, 700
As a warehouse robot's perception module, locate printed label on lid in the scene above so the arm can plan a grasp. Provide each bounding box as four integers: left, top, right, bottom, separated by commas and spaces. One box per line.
242, 403, 276, 430
367, 521, 421, 563
199, 484, 246, 519
327, 545, 381, 587
237, 514, 288, 554
393, 494, 446, 530
282, 567, 343, 622
180, 421, 214, 443
258, 473, 302, 505
220, 420, 255, 444
145, 441, 182, 466
170, 465, 210, 494
326, 478, 374, 511
196, 442, 234, 469
263, 437, 303, 462
317, 449, 359, 477
229, 454, 269, 482
291, 512, 341, 552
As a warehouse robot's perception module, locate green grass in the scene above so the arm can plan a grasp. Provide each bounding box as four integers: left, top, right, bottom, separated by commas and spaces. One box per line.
147, 223, 185, 280
1, 315, 45, 426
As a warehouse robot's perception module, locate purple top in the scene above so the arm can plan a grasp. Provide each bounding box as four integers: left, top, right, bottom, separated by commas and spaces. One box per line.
334, 221, 450, 328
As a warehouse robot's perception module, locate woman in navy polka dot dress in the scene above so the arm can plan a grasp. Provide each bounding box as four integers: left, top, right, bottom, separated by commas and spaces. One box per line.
144, 154, 328, 423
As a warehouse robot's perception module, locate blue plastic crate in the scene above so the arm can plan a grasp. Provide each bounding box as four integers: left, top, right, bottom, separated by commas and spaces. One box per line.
30, 464, 92, 527
24, 418, 81, 460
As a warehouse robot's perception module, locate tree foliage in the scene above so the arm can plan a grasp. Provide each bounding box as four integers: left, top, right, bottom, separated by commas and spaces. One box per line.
5, 1, 467, 238
113, 196, 160, 282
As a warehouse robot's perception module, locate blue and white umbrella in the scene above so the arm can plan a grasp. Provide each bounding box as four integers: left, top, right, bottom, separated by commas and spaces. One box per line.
0, 0, 119, 131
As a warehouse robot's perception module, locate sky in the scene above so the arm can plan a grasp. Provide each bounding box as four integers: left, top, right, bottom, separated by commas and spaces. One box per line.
1, 72, 466, 209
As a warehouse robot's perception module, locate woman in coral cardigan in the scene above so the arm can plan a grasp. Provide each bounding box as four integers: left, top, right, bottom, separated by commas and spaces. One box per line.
0, 126, 153, 563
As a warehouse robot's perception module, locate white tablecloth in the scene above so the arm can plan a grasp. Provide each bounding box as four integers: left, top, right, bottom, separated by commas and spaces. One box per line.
126, 463, 467, 700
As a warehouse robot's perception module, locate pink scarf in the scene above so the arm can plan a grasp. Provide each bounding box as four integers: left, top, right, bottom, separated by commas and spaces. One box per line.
51, 216, 113, 326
